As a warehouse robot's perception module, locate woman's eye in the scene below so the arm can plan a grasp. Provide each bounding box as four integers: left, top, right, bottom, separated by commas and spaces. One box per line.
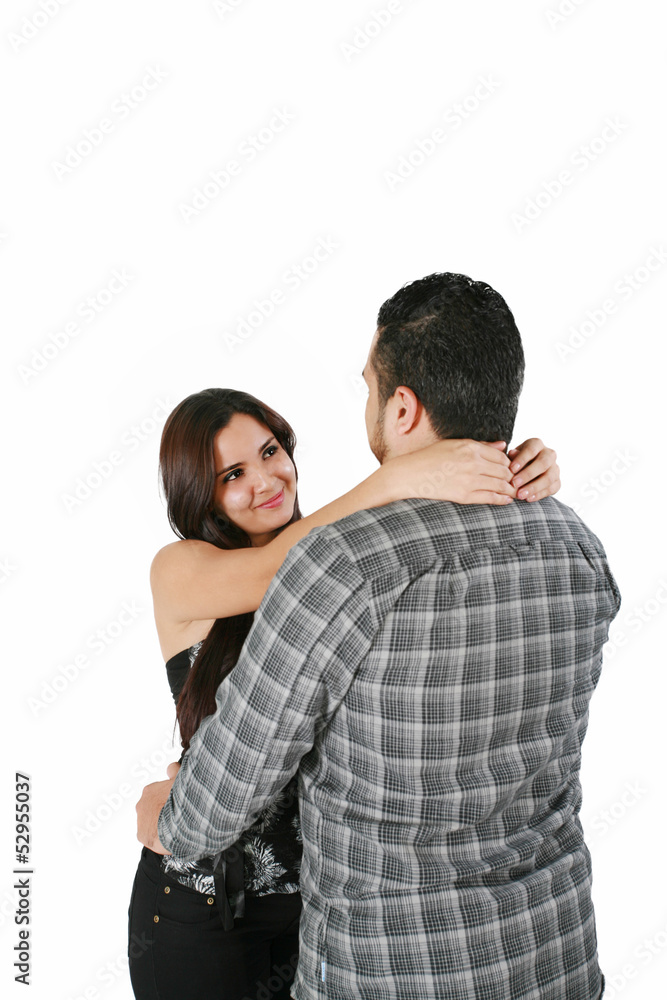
222, 447, 278, 484
223, 469, 242, 483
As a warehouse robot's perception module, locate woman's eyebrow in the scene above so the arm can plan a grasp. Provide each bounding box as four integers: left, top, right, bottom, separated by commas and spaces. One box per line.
217, 437, 276, 476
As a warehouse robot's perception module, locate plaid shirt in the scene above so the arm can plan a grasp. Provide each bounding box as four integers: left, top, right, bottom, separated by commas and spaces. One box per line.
159, 497, 620, 1000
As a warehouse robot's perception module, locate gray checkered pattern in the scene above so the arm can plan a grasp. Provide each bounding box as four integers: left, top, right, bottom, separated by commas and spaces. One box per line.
159, 497, 620, 1000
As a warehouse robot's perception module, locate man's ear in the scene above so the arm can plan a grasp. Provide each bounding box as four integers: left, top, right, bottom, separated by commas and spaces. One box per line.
393, 385, 423, 435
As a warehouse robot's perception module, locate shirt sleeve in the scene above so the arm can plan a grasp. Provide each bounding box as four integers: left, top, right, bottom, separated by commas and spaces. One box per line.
158, 527, 375, 860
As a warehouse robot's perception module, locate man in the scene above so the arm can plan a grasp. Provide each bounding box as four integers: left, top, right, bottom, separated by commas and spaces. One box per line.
138, 272, 620, 998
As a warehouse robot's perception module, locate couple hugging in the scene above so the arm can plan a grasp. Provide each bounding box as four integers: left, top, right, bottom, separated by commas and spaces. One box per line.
132, 272, 619, 1000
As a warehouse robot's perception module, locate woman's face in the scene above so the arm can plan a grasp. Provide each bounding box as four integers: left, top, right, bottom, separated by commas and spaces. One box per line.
212, 413, 297, 546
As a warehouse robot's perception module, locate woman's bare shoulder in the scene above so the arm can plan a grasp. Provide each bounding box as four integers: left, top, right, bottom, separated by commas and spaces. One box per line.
150, 539, 199, 586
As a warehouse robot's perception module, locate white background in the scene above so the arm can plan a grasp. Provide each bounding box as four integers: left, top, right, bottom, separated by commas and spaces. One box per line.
2, 1, 665, 997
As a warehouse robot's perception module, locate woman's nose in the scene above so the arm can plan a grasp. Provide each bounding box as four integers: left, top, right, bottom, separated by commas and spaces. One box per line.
249, 467, 270, 490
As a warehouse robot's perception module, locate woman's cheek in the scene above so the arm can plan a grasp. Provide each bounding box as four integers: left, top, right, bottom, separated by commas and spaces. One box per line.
228, 492, 249, 519
280, 458, 297, 484
218, 485, 247, 520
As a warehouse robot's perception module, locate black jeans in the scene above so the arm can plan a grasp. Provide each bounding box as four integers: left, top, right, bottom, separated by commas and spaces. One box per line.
128, 847, 301, 1000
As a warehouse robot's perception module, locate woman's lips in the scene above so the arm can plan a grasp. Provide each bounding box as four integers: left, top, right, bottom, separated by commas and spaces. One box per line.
256, 489, 284, 509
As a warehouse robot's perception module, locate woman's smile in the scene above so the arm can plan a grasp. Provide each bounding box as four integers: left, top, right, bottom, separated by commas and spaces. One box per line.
255, 489, 284, 510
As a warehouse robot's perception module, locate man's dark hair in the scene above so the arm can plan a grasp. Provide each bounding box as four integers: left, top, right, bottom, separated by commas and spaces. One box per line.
373, 272, 525, 442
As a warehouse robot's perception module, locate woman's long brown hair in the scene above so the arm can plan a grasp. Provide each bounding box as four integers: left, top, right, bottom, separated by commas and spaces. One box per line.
159, 388, 303, 750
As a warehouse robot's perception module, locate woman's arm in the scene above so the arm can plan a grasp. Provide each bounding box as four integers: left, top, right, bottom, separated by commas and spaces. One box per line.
151, 437, 559, 625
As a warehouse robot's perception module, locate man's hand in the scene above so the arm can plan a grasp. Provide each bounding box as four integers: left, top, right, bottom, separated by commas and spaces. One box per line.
508, 438, 560, 502
136, 773, 177, 855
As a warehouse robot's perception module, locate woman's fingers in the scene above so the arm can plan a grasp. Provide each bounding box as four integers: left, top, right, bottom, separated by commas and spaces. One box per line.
471, 489, 515, 505
507, 438, 560, 500
480, 473, 516, 496
517, 467, 561, 501
515, 459, 560, 502
511, 447, 557, 483
513, 452, 555, 485
457, 442, 515, 501
515, 451, 559, 485
508, 437, 546, 474
475, 441, 512, 477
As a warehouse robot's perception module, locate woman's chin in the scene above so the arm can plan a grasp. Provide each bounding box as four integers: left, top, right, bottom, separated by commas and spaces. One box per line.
250, 492, 296, 533
272, 505, 296, 530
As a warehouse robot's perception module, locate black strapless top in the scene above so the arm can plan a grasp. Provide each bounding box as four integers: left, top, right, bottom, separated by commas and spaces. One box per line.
161, 643, 302, 919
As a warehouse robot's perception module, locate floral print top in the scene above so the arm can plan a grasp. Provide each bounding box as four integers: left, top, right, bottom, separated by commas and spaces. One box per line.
161, 642, 302, 899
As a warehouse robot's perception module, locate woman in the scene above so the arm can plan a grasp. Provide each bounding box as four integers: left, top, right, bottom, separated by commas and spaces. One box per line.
128, 387, 559, 1000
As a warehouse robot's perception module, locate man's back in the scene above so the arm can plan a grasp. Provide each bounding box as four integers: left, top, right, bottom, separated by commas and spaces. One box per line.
159, 494, 620, 999
293, 496, 619, 1000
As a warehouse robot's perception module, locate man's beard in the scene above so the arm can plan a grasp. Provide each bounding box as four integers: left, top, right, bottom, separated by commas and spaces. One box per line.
369, 411, 388, 465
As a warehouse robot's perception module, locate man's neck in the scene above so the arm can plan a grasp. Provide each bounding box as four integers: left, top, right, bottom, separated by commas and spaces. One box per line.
380, 434, 441, 465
